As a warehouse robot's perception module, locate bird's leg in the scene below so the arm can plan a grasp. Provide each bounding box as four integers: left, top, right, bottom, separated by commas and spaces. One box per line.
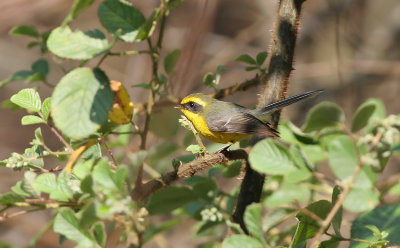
214, 144, 232, 154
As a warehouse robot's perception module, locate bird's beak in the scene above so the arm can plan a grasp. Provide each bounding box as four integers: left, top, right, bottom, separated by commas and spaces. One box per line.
174, 104, 183, 110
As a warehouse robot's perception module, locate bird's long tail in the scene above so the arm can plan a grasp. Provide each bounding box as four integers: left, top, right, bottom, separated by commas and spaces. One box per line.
256, 89, 323, 115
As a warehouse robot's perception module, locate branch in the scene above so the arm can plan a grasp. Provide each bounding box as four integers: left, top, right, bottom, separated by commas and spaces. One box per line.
232, 0, 306, 232
131, 149, 247, 200
309, 133, 363, 247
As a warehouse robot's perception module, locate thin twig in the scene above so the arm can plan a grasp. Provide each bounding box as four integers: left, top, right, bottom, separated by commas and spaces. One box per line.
101, 137, 119, 168
310, 132, 364, 247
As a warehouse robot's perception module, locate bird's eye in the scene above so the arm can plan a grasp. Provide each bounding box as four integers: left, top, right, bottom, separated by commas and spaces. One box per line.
188, 102, 195, 108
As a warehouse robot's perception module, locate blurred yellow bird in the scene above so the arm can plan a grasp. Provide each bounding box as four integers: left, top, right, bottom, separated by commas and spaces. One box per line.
176, 90, 322, 144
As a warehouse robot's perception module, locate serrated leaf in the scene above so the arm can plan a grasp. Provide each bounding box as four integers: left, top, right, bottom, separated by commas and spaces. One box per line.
41, 97, 51, 120
249, 139, 297, 175
164, 49, 181, 74
0, 192, 24, 205
33, 172, 73, 201
222, 235, 264, 248
236, 54, 256, 65
146, 186, 197, 215
9, 25, 39, 38
302, 102, 345, 132
47, 26, 109, 60
256, 51, 268, 66
52, 67, 112, 140
98, 0, 146, 42
351, 102, 376, 132
10, 88, 41, 112
54, 209, 96, 247
350, 204, 400, 247
244, 203, 264, 244
62, 0, 95, 25
21, 115, 45, 125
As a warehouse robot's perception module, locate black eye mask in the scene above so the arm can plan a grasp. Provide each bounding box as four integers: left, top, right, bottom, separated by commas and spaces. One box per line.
184, 101, 203, 113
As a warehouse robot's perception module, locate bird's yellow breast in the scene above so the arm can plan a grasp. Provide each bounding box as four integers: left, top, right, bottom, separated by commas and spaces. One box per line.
180, 109, 248, 144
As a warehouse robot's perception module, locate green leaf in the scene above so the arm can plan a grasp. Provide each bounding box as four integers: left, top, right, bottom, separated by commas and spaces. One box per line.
93, 222, 106, 247
98, 0, 146, 42
92, 158, 118, 192
131, 83, 150, 89
54, 209, 96, 247
0, 192, 24, 205
203, 72, 215, 88
33, 172, 73, 201
167, 0, 185, 10
135, 9, 159, 40
264, 183, 310, 207
222, 161, 242, 178
331, 186, 343, 237
10, 88, 41, 112
222, 235, 264, 248
0, 70, 34, 87
11, 181, 31, 197
245, 66, 258, 71
343, 188, 378, 213
290, 200, 332, 247
52, 67, 112, 140
350, 204, 400, 247
47, 26, 109, 60
363, 99, 386, 132
302, 102, 345, 132
236, 54, 256, 65
186, 144, 203, 154
328, 135, 375, 188
249, 139, 297, 175
41, 97, 51, 120
244, 203, 264, 244
351, 102, 376, 132
21, 115, 45, 125
31, 59, 49, 76
62, 0, 95, 25
146, 186, 197, 215
256, 51, 268, 66
21, 171, 40, 198
164, 49, 181, 75
9, 25, 39, 38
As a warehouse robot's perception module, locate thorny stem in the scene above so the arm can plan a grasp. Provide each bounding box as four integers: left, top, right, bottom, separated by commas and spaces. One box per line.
310, 129, 364, 247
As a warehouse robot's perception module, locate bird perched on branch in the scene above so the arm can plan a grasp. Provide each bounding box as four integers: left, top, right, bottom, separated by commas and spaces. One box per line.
176, 90, 323, 144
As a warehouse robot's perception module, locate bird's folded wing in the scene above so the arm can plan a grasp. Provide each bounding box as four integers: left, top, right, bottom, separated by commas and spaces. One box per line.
206, 112, 278, 137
